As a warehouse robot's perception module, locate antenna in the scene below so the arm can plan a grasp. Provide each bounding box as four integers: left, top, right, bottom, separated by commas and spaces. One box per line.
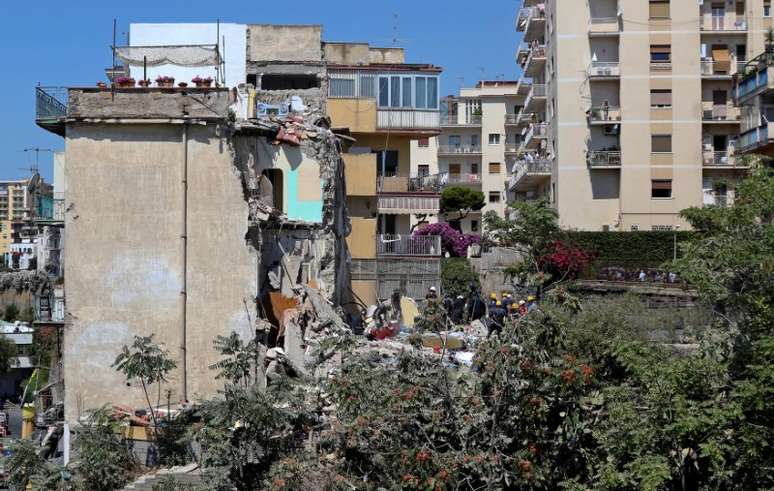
392, 13, 399, 45
22, 148, 53, 175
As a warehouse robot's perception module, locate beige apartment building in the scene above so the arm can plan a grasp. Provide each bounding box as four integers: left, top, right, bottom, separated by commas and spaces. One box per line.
410, 81, 529, 234
515, 0, 768, 230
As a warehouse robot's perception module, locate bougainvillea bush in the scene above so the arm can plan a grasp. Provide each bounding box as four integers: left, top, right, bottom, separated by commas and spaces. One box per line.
413, 222, 481, 257
538, 240, 596, 280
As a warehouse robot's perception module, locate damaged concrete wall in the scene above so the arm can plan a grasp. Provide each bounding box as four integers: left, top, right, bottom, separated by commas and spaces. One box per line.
323, 43, 371, 65
368, 47, 406, 64
63, 122, 257, 422
68, 89, 231, 120
253, 89, 327, 125
247, 25, 323, 63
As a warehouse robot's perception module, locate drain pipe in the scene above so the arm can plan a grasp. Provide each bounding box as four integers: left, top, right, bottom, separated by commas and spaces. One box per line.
180, 122, 189, 402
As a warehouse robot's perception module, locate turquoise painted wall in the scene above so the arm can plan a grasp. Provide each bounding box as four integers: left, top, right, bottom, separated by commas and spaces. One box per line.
285, 166, 323, 223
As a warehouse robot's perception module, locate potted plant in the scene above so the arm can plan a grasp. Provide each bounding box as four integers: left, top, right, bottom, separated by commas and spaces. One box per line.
192, 76, 213, 88
137, 79, 151, 88
115, 76, 136, 88
155, 76, 175, 88
178, 82, 188, 88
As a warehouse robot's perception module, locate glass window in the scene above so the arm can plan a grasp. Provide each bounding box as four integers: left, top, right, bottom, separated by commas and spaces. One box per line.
651, 135, 672, 152
488, 134, 501, 145
650, 45, 671, 63
488, 191, 501, 203
766, 1, 772, 17
652, 180, 673, 198
329, 77, 354, 97
650, 89, 672, 107
418, 137, 429, 148
390, 76, 401, 108
427, 77, 438, 109
416, 77, 427, 109
402, 77, 413, 107
359, 75, 376, 98
378, 77, 389, 107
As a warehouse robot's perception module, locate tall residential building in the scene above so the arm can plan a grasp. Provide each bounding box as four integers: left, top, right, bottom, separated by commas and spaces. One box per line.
515, 0, 765, 230
0, 174, 52, 265
327, 47, 444, 304
410, 81, 529, 234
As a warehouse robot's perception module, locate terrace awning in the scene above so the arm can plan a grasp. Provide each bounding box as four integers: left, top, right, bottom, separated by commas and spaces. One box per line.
114, 45, 221, 67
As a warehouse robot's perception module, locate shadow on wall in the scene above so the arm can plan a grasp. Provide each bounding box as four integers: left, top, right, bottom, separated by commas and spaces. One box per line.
590, 170, 620, 200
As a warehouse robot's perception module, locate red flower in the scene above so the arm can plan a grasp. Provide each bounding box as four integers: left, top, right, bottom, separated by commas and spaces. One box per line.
581, 364, 594, 383
561, 369, 576, 384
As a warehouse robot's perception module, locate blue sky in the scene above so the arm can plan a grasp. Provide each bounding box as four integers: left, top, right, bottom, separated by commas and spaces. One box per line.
0, 0, 521, 181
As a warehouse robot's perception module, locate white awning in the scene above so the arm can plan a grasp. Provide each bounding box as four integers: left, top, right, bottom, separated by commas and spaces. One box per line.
114, 45, 221, 67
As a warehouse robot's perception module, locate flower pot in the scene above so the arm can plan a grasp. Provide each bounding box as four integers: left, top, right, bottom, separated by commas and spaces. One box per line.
193, 80, 213, 88
178, 82, 188, 88
117, 81, 135, 88
138, 80, 151, 88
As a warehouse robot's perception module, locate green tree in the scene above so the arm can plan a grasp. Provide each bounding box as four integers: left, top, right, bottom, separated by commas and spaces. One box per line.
440, 258, 479, 298
3, 303, 19, 322
112, 335, 177, 437
0, 335, 17, 374
3, 438, 46, 490
440, 186, 485, 221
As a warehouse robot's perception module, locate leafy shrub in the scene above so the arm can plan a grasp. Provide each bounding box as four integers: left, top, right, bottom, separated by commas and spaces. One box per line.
441, 258, 479, 298
3, 303, 19, 322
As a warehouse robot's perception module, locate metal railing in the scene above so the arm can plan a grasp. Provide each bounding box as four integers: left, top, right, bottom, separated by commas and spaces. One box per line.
511, 158, 552, 188
437, 144, 482, 155
739, 125, 768, 151
589, 17, 620, 32
505, 113, 520, 124
377, 173, 444, 194
35, 87, 67, 120
517, 7, 546, 31
523, 122, 548, 145
703, 151, 735, 166
53, 199, 65, 221
588, 61, 620, 77
377, 234, 442, 257
587, 151, 622, 167
702, 16, 747, 31
703, 105, 737, 121
440, 114, 481, 125
588, 105, 621, 123
700, 60, 745, 76
505, 143, 521, 153
445, 173, 482, 185
650, 63, 672, 72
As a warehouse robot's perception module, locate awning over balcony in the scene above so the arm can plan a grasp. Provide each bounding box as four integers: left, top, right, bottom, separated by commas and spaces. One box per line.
114, 45, 222, 67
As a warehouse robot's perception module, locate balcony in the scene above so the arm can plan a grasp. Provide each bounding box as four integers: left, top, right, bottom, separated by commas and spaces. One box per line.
35, 87, 68, 136
505, 143, 522, 155
377, 234, 442, 257
440, 114, 482, 126
438, 144, 482, 156
523, 44, 547, 77
587, 150, 622, 168
735, 61, 773, 104
378, 174, 444, 194
522, 123, 548, 150
505, 113, 520, 125
702, 104, 740, 123
509, 157, 552, 191
588, 17, 620, 36
650, 62, 672, 73
377, 109, 440, 132
378, 195, 440, 215
445, 173, 482, 186
738, 124, 773, 154
587, 105, 621, 124
701, 60, 745, 79
702, 150, 739, 168
377, 174, 442, 214
524, 84, 546, 113
516, 7, 546, 42
700, 15, 747, 32
588, 61, 620, 79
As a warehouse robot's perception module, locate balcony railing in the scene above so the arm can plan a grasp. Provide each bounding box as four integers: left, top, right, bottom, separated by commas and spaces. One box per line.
445, 173, 482, 186
378, 196, 440, 215
703, 151, 736, 167
588, 17, 620, 34
505, 143, 521, 154
702, 105, 739, 121
505, 113, 519, 124
440, 114, 482, 125
35, 87, 67, 120
377, 173, 444, 194
377, 234, 442, 257
588, 61, 620, 78
517, 7, 546, 33
701, 16, 747, 31
510, 157, 552, 189
650, 62, 672, 72
523, 122, 548, 146
437, 144, 482, 155
701, 60, 745, 76
587, 105, 622, 123
587, 150, 622, 167
377, 109, 440, 131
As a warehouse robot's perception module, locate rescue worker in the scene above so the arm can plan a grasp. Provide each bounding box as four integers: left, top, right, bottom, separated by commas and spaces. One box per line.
527, 295, 538, 312
518, 300, 527, 317
502, 292, 514, 311
426, 286, 439, 300
451, 295, 466, 324
508, 302, 519, 320
487, 300, 507, 338
489, 293, 498, 309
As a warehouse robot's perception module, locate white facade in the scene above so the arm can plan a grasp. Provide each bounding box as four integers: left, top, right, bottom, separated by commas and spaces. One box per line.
128, 23, 247, 88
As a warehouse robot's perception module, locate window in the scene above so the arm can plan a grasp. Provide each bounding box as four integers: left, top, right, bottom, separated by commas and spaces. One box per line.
471, 220, 479, 232
651, 135, 672, 153
449, 135, 461, 148
651, 180, 673, 199
766, 0, 772, 17
448, 163, 461, 174
736, 44, 747, 61
329, 77, 355, 97
650, 89, 672, 108
489, 191, 501, 203
402, 77, 413, 107
261, 74, 320, 90
390, 76, 401, 107
649, 0, 670, 19
418, 164, 430, 177
650, 45, 671, 63
489, 162, 501, 174
418, 137, 429, 148
378, 77, 389, 107
488, 134, 501, 145
470, 134, 479, 147
471, 163, 479, 174
415, 77, 427, 108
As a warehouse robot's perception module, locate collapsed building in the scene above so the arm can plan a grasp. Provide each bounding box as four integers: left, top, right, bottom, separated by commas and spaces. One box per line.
35, 23, 444, 423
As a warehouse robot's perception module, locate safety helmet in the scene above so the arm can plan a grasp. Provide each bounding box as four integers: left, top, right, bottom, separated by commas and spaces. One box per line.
519, 300, 526, 305
490, 293, 498, 299
527, 296, 536, 302
496, 301, 502, 306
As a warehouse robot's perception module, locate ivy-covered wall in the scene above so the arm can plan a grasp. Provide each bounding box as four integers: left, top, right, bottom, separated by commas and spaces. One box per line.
567, 231, 695, 265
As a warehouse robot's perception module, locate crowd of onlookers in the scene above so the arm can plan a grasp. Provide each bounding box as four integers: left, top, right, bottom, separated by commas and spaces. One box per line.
596, 267, 680, 285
